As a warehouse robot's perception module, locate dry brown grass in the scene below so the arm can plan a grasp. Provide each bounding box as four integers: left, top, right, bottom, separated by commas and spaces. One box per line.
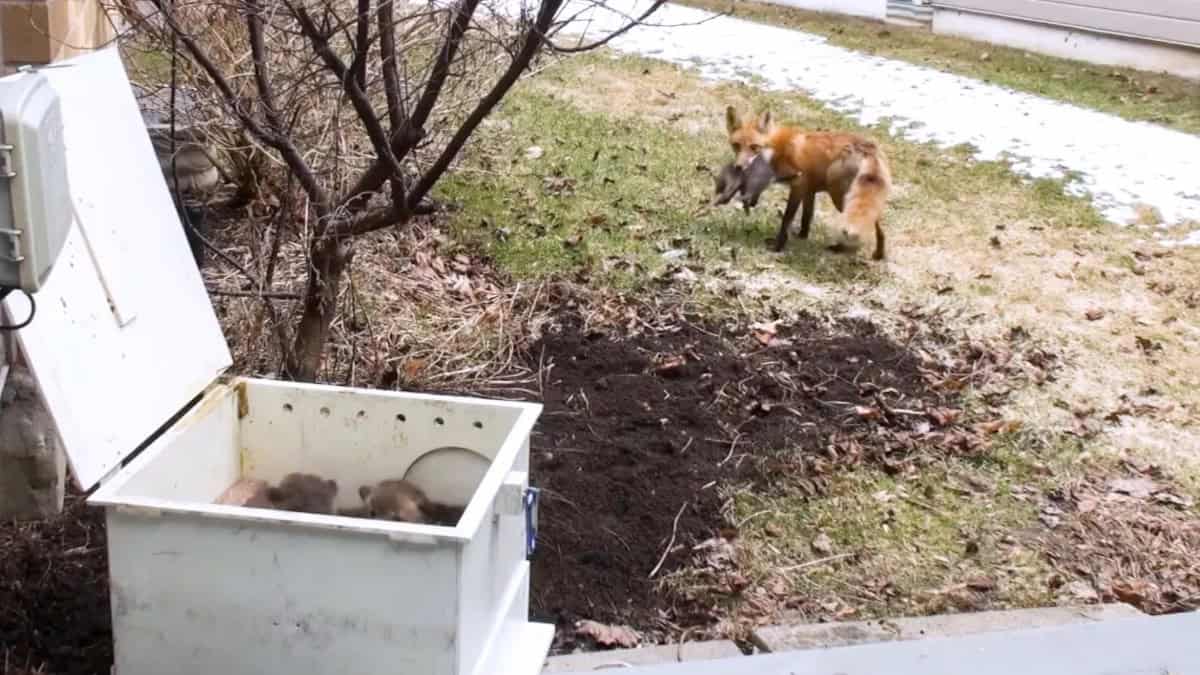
202, 216, 558, 395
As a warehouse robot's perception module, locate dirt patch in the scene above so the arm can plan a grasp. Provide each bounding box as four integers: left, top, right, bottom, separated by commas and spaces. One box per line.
0, 493, 111, 675
525, 311, 982, 650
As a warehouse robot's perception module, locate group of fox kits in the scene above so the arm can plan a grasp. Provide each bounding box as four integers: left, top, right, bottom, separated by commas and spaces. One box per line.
713, 105, 891, 261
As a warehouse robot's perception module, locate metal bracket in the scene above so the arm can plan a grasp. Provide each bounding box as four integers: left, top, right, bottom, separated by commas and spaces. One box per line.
523, 486, 540, 558
0, 143, 16, 179
0, 143, 23, 266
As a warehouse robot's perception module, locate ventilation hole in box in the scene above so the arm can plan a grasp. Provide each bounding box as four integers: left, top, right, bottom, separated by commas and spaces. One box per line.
282, 403, 293, 413
320, 406, 331, 417
435, 417, 445, 426
356, 410, 367, 419
473, 420, 483, 429
396, 413, 407, 422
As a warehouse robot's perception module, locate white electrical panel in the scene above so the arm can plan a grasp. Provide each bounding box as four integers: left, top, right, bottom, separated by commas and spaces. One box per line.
0, 67, 72, 292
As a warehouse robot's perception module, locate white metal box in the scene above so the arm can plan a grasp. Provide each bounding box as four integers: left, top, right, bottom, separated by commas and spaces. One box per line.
2, 47, 552, 675
92, 379, 549, 675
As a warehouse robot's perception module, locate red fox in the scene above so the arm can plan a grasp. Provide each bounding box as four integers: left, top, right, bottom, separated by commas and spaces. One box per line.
725, 106, 892, 260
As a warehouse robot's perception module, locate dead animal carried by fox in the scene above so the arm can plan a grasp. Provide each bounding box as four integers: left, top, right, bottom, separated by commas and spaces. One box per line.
712, 153, 777, 213
725, 105, 892, 259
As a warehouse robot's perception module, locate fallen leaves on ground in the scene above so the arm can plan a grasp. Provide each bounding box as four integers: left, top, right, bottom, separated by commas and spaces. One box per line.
574, 620, 641, 648
1039, 469, 1200, 615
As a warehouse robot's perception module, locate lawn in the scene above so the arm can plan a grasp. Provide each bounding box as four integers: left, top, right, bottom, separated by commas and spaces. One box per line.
434, 49, 1200, 638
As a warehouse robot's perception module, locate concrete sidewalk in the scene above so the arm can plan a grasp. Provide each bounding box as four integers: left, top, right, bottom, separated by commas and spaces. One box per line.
549, 609, 1199, 674
510, 0, 1200, 245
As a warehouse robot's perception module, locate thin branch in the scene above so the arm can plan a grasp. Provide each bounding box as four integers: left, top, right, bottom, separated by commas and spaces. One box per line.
404, 0, 563, 209
207, 288, 302, 300
377, 0, 405, 131
377, 0, 407, 212
291, 2, 403, 222
150, 0, 330, 214
649, 502, 688, 578
246, 0, 285, 132
350, 0, 371, 92
341, 0, 483, 207
547, 0, 667, 53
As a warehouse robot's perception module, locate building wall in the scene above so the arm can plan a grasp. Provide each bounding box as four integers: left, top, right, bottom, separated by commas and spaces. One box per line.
933, 9, 1200, 80
931, 0, 1200, 49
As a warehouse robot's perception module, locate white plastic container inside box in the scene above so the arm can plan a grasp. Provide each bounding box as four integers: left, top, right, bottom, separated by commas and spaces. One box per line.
1, 49, 552, 675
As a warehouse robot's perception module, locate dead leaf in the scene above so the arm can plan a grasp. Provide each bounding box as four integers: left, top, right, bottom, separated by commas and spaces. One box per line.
654, 355, 687, 378
966, 575, 996, 592
927, 407, 962, 427
575, 620, 640, 648
854, 405, 882, 421
973, 419, 1020, 435
1076, 497, 1099, 514
694, 537, 737, 569
1153, 491, 1195, 509
1085, 308, 1106, 321
1135, 335, 1161, 354
750, 320, 780, 346
811, 532, 834, 555
1108, 477, 1159, 500
672, 267, 698, 284
1062, 580, 1099, 603
402, 358, 426, 380
1110, 580, 1155, 606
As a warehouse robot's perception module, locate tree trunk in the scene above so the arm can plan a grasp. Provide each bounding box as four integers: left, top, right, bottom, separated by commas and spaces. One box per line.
286, 235, 356, 381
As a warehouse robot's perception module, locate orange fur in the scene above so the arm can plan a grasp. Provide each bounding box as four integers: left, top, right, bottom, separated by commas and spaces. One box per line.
725, 106, 892, 259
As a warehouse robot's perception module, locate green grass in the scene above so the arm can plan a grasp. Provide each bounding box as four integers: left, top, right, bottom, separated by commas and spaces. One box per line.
439, 95, 878, 289
673, 0, 1200, 136
729, 430, 1094, 618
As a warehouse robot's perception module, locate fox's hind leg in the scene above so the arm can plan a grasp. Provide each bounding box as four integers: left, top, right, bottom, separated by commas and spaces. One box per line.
872, 219, 886, 261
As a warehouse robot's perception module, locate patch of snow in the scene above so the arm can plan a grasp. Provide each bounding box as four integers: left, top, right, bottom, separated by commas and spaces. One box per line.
510, 0, 1200, 245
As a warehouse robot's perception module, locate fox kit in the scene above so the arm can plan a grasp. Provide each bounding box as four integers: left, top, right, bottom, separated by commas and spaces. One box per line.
359, 479, 431, 524
725, 105, 891, 259
712, 154, 776, 212
214, 478, 274, 509
266, 472, 339, 514
358, 479, 465, 526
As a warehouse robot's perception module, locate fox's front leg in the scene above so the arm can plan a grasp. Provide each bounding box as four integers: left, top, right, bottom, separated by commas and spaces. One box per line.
775, 181, 806, 252
797, 190, 816, 240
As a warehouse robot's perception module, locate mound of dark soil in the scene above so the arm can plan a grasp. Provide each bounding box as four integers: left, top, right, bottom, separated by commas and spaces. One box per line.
0, 494, 111, 675
526, 313, 960, 650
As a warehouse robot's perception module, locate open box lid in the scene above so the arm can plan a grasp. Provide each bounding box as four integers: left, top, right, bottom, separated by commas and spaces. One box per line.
0, 48, 233, 491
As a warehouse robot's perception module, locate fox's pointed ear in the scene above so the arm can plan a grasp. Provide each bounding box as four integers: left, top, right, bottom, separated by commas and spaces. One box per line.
756, 110, 773, 133
725, 105, 740, 133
